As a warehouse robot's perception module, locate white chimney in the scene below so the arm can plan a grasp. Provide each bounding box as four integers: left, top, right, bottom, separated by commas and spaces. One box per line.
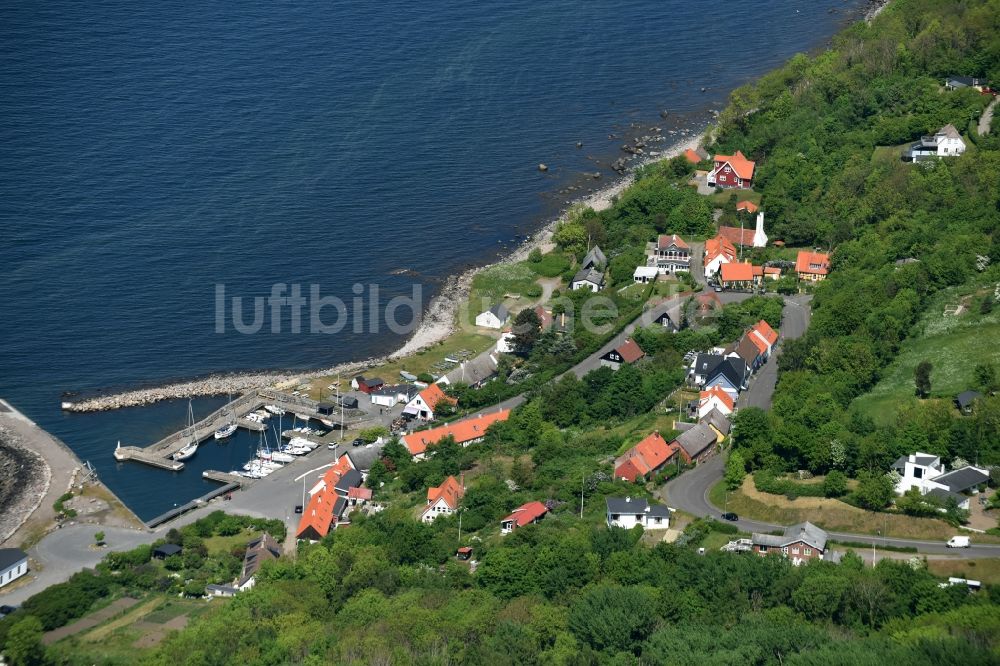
753, 211, 768, 248
625, 496, 631, 503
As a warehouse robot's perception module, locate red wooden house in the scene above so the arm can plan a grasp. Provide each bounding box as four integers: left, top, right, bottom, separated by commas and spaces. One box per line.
707, 150, 755, 189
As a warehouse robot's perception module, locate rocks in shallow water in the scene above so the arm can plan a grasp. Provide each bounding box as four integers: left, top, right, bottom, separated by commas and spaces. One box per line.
538, 163, 548, 172
659, 110, 669, 118
576, 141, 583, 148
592, 172, 601, 179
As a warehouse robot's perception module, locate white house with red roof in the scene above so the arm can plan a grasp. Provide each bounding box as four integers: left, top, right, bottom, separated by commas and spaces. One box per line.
403, 383, 457, 421
707, 150, 756, 189
704, 235, 738, 278
652, 234, 691, 274
421, 475, 465, 522
749, 320, 778, 358
500, 501, 548, 534
698, 386, 735, 419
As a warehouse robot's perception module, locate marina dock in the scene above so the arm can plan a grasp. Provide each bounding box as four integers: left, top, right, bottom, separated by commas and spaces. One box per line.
114, 388, 366, 472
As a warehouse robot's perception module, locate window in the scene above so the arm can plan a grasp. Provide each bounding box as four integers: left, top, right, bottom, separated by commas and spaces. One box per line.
914, 468, 923, 479
611, 514, 619, 521
805, 548, 812, 556
759, 545, 768, 553
791, 547, 799, 555
782, 546, 789, 555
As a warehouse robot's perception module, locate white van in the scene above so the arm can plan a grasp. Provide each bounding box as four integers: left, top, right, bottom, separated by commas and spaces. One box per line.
946, 536, 971, 548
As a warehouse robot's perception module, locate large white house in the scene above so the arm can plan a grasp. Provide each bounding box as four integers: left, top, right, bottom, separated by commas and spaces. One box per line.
421, 476, 464, 522
605, 497, 672, 530
907, 124, 967, 161
890, 452, 990, 510
0, 548, 28, 588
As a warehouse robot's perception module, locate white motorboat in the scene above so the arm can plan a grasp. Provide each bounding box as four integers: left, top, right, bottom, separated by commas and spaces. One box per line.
172, 401, 199, 461
270, 451, 295, 463
245, 412, 265, 424
214, 423, 237, 440
253, 409, 271, 420
264, 404, 285, 415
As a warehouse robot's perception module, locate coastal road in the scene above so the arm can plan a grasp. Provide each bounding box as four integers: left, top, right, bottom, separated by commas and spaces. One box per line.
660, 456, 1000, 558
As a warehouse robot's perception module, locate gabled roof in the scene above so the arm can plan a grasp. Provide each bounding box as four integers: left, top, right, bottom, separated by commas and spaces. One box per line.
733, 334, 762, 366
501, 501, 548, 528
763, 267, 781, 275
346, 446, 381, 472
239, 533, 282, 586
442, 353, 499, 387
683, 148, 703, 164
795, 250, 830, 276
658, 234, 690, 250
704, 235, 738, 264
892, 453, 941, 469
692, 353, 725, 377
573, 268, 605, 286
334, 469, 364, 495
933, 466, 990, 493
615, 338, 645, 364
717, 225, 756, 247
486, 303, 509, 320
720, 262, 755, 282
297, 490, 338, 540
606, 496, 649, 515
700, 386, 735, 412
427, 475, 465, 510
402, 409, 511, 456
615, 432, 678, 480
708, 357, 748, 389
736, 200, 759, 213
701, 408, 731, 435
534, 306, 554, 330
749, 320, 778, 355
753, 522, 828, 551
713, 150, 755, 180
582, 246, 607, 269
926, 488, 968, 507
673, 423, 717, 459
937, 124, 962, 139
418, 383, 458, 412
154, 543, 182, 556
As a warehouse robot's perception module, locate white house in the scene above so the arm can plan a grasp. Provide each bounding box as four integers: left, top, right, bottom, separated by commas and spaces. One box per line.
571, 268, 605, 292
0, 549, 28, 588
704, 236, 737, 278
605, 497, 672, 530
907, 124, 967, 161
698, 386, 735, 419
475, 303, 509, 329
403, 384, 456, 421
633, 266, 659, 284
891, 452, 947, 495
371, 385, 399, 408
420, 476, 464, 522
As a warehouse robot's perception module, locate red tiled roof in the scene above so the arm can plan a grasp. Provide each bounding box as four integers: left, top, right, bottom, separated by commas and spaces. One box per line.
736, 200, 759, 213
297, 490, 338, 540
683, 148, 703, 164
764, 267, 781, 275
614, 432, 679, 481
347, 486, 372, 501
457, 547, 473, 554
752, 319, 778, 346
534, 306, 554, 330
717, 225, 756, 247
419, 383, 457, 412
700, 386, 735, 412
402, 409, 511, 456
796, 250, 830, 276
501, 501, 548, 528
427, 475, 465, 511
752, 265, 763, 277
616, 338, 645, 364
713, 150, 755, 180
657, 234, 689, 250
704, 235, 737, 265
720, 262, 754, 282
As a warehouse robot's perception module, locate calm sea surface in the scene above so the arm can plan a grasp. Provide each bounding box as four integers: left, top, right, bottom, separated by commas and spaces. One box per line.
0, 0, 861, 520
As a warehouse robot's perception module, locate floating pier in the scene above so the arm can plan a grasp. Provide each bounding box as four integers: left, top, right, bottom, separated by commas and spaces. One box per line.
145, 481, 242, 528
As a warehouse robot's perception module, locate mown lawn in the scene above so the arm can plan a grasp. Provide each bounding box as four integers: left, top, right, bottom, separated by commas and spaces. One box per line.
926, 558, 1000, 585
709, 190, 762, 208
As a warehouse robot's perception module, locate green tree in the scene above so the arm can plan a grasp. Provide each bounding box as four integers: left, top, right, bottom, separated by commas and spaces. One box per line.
94, 531, 105, 545
4, 615, 46, 666
854, 470, 894, 510
568, 585, 657, 653
792, 574, 848, 620
915, 360, 933, 398
975, 362, 998, 394
822, 470, 848, 498
511, 308, 541, 354
725, 451, 747, 491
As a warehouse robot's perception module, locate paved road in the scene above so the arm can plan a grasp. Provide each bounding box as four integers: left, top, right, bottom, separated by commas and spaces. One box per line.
662, 454, 1000, 558
737, 293, 811, 410
0, 525, 150, 606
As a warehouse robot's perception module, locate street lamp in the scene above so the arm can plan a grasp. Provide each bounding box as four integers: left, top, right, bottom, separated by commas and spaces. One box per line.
873, 530, 879, 567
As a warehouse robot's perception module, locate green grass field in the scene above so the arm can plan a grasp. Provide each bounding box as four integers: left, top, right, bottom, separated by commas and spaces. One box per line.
854, 283, 1000, 424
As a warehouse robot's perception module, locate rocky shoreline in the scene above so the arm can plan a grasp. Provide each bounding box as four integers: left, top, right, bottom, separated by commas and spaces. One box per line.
0, 425, 51, 543
62, 129, 704, 414
865, 0, 891, 22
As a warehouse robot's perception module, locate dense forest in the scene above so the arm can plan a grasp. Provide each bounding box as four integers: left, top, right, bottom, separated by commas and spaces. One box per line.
4, 1, 1000, 664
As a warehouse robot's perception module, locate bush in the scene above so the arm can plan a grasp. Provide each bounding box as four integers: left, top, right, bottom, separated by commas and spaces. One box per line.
525, 283, 543, 298
754, 470, 826, 498
823, 471, 848, 498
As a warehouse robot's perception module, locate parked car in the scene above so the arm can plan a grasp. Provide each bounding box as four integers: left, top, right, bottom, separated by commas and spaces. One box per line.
351, 438, 366, 447
327, 443, 337, 450
946, 535, 971, 548
721, 512, 739, 522
294, 504, 303, 514
714, 286, 723, 292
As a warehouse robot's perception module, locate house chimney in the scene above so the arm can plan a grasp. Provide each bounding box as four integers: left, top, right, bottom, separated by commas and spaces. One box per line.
625, 496, 631, 503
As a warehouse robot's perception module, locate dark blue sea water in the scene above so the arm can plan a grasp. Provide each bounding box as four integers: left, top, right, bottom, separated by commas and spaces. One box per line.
0, 0, 863, 520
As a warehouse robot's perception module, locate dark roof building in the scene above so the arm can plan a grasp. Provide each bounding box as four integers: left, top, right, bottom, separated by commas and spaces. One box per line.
238, 533, 283, 588
673, 423, 717, 463
955, 391, 984, 412
153, 543, 182, 559
581, 246, 607, 270
934, 466, 990, 494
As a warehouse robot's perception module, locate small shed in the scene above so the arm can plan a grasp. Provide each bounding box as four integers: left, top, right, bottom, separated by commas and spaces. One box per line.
456, 547, 473, 561
317, 402, 336, 415
153, 543, 183, 560
955, 390, 984, 414
339, 395, 359, 409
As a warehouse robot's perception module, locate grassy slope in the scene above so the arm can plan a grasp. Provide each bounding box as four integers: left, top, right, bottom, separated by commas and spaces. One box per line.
855, 283, 1000, 424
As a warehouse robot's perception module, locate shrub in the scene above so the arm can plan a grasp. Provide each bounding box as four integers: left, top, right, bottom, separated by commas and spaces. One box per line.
754, 470, 826, 498
823, 471, 848, 498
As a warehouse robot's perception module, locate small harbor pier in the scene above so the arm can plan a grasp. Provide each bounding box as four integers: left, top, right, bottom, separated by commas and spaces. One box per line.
113, 388, 371, 471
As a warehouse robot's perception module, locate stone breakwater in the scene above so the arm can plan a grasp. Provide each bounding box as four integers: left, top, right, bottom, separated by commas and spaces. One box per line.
0, 425, 51, 543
